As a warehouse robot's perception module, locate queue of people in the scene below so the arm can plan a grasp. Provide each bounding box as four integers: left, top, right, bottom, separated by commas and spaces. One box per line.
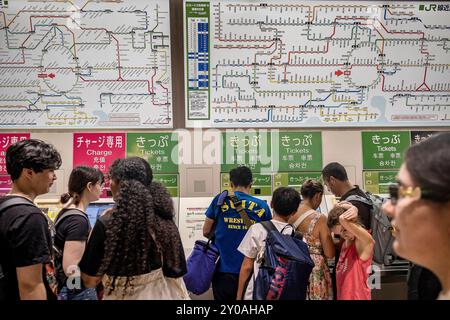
0, 132, 449, 300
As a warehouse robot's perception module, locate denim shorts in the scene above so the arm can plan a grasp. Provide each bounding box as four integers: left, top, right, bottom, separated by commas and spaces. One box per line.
58, 286, 98, 300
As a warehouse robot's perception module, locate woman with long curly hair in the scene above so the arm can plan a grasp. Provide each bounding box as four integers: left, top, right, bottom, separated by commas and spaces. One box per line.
79, 157, 189, 299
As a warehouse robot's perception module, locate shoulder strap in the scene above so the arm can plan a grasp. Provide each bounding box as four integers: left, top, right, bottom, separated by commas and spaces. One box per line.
307, 212, 321, 236
0, 197, 36, 215
345, 194, 373, 206
260, 220, 295, 237
54, 208, 89, 228
228, 191, 252, 229
292, 209, 316, 229
260, 220, 277, 233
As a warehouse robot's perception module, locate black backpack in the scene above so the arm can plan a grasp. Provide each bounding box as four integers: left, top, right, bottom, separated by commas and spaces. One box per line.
0, 197, 39, 300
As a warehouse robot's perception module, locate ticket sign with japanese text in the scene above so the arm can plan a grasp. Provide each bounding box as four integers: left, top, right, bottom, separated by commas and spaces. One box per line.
153, 174, 179, 197
220, 173, 272, 196
273, 172, 322, 193
126, 133, 178, 174
73, 133, 126, 198
363, 171, 397, 195
362, 132, 410, 170
273, 132, 322, 172
0, 133, 30, 174
221, 131, 271, 173
410, 131, 440, 145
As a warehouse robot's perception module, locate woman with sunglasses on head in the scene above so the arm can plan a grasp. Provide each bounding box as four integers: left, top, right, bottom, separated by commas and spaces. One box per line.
54, 166, 104, 300
383, 132, 450, 300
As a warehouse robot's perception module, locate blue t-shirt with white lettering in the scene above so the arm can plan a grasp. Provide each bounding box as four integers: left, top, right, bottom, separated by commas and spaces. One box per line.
205, 191, 272, 274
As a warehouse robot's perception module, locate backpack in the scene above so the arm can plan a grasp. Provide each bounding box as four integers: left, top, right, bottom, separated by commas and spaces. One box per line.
52, 208, 90, 289
345, 192, 395, 265
0, 197, 54, 300
252, 221, 314, 300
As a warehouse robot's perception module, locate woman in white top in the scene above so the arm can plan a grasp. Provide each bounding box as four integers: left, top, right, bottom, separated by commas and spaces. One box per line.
289, 179, 335, 300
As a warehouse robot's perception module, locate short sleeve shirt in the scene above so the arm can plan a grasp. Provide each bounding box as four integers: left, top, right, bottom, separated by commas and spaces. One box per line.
238, 220, 293, 300
205, 191, 272, 274
0, 196, 53, 300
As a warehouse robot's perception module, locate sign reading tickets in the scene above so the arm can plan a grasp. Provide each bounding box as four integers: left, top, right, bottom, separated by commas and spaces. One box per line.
126, 133, 178, 174
363, 171, 397, 195
73, 133, 126, 198
274, 172, 322, 193
273, 132, 322, 172
221, 173, 272, 196
362, 131, 410, 170
221, 131, 271, 173
0, 133, 30, 174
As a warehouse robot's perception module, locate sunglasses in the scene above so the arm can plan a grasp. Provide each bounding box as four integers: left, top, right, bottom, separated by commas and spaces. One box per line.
388, 183, 436, 205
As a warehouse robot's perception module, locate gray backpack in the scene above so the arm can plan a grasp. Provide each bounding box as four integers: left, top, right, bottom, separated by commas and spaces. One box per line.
346, 192, 395, 265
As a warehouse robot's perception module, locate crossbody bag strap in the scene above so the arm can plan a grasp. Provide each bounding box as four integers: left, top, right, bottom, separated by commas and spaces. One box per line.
228, 191, 252, 229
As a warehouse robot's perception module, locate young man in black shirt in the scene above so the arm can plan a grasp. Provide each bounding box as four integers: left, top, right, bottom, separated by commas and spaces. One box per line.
322, 162, 371, 230
0, 139, 61, 300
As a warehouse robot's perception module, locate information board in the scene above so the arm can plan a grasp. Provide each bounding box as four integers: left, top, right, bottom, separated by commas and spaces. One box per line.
185, 0, 450, 128
0, 0, 173, 128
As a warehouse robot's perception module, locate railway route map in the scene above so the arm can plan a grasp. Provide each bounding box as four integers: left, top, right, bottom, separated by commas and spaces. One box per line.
0, 0, 172, 128
184, 0, 450, 127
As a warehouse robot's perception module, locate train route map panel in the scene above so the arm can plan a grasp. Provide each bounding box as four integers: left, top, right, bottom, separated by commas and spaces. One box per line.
184, 0, 450, 128
0, 0, 172, 128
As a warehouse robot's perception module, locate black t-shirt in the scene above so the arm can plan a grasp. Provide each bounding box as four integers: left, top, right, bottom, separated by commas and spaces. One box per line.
340, 186, 372, 230
54, 208, 90, 288
80, 213, 162, 277
0, 196, 54, 300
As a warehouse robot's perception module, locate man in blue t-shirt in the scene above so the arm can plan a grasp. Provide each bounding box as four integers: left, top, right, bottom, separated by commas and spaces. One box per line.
203, 166, 271, 301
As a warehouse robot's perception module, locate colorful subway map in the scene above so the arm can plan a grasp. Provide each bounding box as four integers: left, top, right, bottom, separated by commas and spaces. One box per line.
0, 0, 172, 128
185, 0, 450, 127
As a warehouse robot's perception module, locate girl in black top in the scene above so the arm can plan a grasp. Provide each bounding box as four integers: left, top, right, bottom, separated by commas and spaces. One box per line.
80, 157, 189, 300
55, 166, 104, 300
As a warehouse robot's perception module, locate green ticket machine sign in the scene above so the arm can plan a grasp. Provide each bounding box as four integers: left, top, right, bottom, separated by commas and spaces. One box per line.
273, 172, 322, 193
273, 132, 322, 172
362, 131, 410, 170
126, 133, 178, 174
153, 174, 179, 197
220, 173, 272, 197
363, 171, 397, 195
221, 131, 271, 173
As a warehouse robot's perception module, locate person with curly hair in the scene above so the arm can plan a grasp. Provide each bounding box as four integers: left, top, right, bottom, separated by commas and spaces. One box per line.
79, 157, 189, 300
